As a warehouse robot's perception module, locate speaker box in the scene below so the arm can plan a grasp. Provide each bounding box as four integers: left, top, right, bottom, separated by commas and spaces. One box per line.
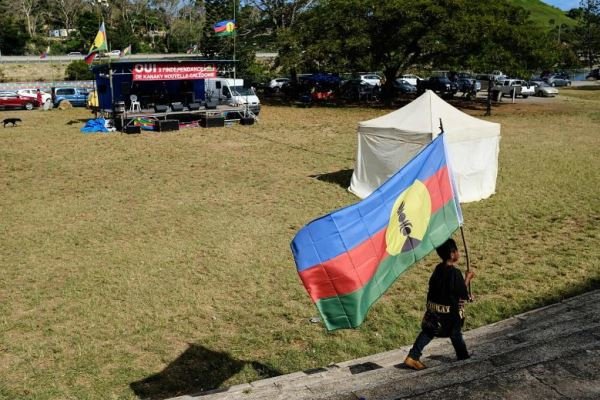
154, 104, 169, 113
205, 99, 218, 110
200, 117, 225, 128
170, 102, 184, 112
188, 102, 201, 111
154, 119, 180, 132
240, 117, 255, 125
124, 125, 141, 134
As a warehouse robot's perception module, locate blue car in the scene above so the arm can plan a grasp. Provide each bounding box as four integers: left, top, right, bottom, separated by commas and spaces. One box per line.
53, 87, 89, 107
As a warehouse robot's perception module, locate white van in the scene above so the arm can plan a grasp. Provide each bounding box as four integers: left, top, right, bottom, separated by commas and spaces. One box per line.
205, 78, 261, 115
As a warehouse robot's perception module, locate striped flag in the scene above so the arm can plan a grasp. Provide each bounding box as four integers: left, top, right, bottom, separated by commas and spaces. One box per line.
291, 134, 463, 330
85, 22, 108, 65
213, 20, 236, 37
122, 44, 131, 56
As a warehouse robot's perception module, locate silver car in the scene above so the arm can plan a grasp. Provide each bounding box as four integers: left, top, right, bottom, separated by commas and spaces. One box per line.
532, 82, 559, 97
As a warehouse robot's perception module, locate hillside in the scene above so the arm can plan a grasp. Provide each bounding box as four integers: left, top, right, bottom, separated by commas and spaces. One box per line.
508, 0, 577, 27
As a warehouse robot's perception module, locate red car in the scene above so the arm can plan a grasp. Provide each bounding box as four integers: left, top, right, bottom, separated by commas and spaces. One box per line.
0, 92, 39, 110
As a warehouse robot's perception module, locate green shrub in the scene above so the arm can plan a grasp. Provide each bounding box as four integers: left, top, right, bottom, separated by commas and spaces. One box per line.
64, 60, 94, 80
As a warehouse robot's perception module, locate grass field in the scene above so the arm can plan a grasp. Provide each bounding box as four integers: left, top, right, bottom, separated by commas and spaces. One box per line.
1, 89, 599, 399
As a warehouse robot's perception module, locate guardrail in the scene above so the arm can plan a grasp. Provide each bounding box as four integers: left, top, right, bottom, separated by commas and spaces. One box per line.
0, 52, 278, 64
0, 80, 95, 91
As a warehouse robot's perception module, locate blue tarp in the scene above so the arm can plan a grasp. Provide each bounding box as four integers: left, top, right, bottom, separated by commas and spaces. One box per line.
80, 118, 110, 133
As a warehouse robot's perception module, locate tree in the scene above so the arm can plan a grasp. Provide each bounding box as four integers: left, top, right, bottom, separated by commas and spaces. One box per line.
286, 0, 558, 102
0, 15, 30, 55
576, 0, 600, 68
51, 0, 83, 29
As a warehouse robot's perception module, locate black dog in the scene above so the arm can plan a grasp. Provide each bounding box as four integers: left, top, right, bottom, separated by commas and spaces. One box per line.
3, 118, 22, 127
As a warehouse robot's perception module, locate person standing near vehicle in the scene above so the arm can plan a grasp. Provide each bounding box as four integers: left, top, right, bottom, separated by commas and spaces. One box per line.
36, 88, 43, 109
404, 238, 475, 370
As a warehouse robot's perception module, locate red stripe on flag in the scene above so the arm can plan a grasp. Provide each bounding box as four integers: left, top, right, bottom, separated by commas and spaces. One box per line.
423, 166, 453, 213
299, 229, 388, 302
299, 165, 454, 302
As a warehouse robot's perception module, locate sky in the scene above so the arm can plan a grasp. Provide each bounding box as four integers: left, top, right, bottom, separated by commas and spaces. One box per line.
542, 0, 580, 10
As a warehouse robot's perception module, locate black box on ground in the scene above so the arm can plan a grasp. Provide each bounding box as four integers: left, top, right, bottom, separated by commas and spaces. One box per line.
200, 117, 225, 128
240, 117, 255, 126
124, 125, 141, 134
155, 119, 180, 132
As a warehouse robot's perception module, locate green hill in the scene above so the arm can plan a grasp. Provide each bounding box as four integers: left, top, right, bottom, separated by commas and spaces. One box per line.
508, 0, 577, 28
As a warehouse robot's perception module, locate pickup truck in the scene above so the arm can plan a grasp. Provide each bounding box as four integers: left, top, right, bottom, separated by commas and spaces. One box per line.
491, 79, 531, 99
53, 87, 89, 107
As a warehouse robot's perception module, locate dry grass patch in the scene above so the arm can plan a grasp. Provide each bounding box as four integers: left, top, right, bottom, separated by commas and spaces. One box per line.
0, 93, 599, 399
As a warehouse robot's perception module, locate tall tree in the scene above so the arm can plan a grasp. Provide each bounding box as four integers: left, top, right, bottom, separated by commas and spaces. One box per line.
51, 0, 83, 29
576, 0, 600, 68
287, 0, 557, 101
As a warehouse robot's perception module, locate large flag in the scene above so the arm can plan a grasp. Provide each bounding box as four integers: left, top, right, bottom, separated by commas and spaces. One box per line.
291, 134, 463, 331
85, 22, 108, 65
213, 20, 236, 37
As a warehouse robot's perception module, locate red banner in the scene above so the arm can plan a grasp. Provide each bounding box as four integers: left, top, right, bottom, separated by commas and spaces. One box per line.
132, 63, 217, 81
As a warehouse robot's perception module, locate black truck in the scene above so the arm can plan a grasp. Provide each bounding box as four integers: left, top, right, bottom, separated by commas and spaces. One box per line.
416, 76, 459, 97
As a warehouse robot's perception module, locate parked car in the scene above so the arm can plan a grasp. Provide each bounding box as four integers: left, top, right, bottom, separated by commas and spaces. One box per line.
338, 79, 379, 101
544, 74, 571, 87
17, 88, 52, 104
67, 51, 82, 56
398, 74, 423, 86
53, 87, 89, 107
359, 74, 382, 86
393, 79, 417, 94
0, 92, 39, 110
493, 79, 531, 98
455, 77, 481, 93
586, 69, 599, 80
268, 77, 290, 91
531, 82, 559, 97
416, 76, 458, 96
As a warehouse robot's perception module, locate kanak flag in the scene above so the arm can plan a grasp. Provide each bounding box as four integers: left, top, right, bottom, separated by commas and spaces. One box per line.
291, 134, 463, 330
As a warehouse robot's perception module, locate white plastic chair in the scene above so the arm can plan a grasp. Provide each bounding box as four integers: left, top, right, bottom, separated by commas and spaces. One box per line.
129, 94, 141, 112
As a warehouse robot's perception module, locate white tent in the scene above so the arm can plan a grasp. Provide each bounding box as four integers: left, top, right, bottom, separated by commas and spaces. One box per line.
349, 90, 501, 203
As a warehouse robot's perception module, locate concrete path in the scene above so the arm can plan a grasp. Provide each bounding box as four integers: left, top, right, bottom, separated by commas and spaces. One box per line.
172, 290, 600, 400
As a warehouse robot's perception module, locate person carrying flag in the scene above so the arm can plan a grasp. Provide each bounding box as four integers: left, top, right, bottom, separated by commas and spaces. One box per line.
404, 238, 475, 370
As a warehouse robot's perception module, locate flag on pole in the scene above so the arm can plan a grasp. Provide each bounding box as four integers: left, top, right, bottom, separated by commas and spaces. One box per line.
291, 134, 463, 331
121, 44, 131, 56
85, 22, 108, 65
40, 46, 50, 59
213, 20, 236, 37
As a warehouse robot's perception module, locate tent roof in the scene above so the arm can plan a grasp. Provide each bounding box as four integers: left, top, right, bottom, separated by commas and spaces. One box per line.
358, 90, 500, 142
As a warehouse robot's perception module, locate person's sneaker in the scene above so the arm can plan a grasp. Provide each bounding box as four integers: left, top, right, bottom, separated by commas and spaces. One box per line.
404, 356, 426, 370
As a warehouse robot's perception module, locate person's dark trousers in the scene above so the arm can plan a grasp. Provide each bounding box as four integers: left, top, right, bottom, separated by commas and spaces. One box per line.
408, 321, 469, 361
450, 324, 469, 360
408, 330, 433, 360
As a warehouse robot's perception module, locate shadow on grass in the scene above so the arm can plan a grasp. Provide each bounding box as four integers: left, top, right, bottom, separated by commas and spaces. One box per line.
66, 118, 91, 125
130, 344, 281, 400
310, 169, 354, 190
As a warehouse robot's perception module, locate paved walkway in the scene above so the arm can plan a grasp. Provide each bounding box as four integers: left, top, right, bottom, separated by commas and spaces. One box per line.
172, 290, 600, 400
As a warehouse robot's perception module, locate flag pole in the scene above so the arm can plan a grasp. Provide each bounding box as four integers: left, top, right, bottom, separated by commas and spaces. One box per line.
460, 226, 472, 299
233, 0, 236, 82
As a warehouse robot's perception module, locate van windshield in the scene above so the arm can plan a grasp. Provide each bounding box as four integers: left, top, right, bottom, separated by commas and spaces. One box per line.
231, 86, 255, 96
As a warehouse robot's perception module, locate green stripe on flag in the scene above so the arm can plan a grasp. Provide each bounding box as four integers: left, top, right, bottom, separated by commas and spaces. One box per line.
315, 200, 461, 331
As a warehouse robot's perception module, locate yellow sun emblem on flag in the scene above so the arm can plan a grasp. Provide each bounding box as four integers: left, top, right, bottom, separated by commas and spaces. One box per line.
225, 22, 236, 33
385, 180, 432, 255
